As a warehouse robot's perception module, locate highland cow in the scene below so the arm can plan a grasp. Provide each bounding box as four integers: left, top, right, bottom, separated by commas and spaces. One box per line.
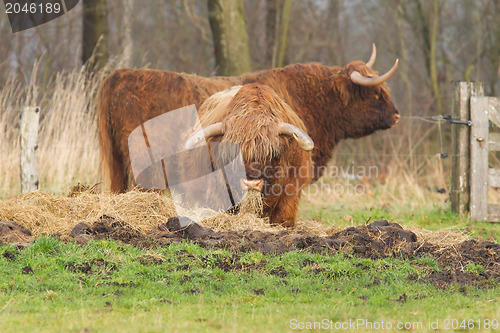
98, 45, 399, 193
182, 83, 314, 227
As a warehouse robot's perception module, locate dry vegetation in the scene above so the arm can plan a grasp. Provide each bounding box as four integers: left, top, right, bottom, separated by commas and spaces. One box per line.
0, 188, 473, 249
0, 61, 106, 197
0, 58, 450, 201
0, 188, 335, 237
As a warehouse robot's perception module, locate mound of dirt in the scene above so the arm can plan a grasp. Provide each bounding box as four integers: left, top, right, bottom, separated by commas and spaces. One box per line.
328, 220, 418, 258
66, 216, 500, 283
68, 215, 157, 247
0, 221, 34, 245
1, 215, 499, 287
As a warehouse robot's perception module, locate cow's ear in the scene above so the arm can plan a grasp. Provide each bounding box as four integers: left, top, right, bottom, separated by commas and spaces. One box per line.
332, 75, 352, 105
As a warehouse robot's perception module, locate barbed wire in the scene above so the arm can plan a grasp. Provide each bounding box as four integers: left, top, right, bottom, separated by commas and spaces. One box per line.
333, 152, 457, 158
0, 111, 472, 159
1, 108, 93, 114
2, 109, 458, 119
13, 146, 464, 160
399, 115, 449, 124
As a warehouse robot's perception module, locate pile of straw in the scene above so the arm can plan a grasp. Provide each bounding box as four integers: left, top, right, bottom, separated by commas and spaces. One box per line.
0, 189, 334, 237
0, 190, 176, 236
0, 189, 471, 246
409, 226, 471, 247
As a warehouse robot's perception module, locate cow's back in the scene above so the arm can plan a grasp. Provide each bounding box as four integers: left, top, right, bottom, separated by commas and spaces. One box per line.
97, 68, 237, 191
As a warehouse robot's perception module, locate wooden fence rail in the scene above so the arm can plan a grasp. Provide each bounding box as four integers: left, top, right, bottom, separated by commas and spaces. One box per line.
450, 82, 483, 215
451, 81, 500, 222
470, 96, 500, 221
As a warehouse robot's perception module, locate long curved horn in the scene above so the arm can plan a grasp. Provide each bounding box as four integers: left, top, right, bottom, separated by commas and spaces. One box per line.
185, 122, 224, 150
278, 122, 314, 151
350, 59, 399, 86
366, 43, 376, 68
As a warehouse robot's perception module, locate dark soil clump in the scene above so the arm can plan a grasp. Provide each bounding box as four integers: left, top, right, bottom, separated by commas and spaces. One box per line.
21, 266, 34, 274
65, 259, 118, 275
70, 215, 156, 247
0, 221, 33, 245
2, 251, 17, 261
1, 216, 498, 287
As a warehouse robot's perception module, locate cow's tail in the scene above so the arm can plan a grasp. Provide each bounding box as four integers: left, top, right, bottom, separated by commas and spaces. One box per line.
97, 78, 113, 192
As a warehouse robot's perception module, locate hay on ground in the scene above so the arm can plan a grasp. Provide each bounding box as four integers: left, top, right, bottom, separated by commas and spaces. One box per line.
408, 226, 471, 247
0, 190, 177, 236
0, 189, 473, 246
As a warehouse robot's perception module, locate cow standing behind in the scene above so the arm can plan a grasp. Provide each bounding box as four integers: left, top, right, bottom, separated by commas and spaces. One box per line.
181, 83, 314, 227
98, 45, 399, 195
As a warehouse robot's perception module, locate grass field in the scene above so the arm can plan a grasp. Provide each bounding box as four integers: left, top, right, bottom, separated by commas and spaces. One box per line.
0, 235, 498, 333
0, 196, 499, 333
1, 62, 499, 332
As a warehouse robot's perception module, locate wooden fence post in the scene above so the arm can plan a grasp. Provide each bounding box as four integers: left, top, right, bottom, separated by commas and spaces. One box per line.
450, 82, 483, 214
20, 106, 40, 193
470, 97, 489, 221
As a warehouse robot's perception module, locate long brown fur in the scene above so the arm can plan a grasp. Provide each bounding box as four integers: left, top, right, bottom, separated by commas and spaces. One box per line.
98, 58, 399, 193
182, 83, 313, 226
199, 84, 308, 165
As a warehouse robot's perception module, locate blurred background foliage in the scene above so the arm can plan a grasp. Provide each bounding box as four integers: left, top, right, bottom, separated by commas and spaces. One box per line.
1, 0, 500, 202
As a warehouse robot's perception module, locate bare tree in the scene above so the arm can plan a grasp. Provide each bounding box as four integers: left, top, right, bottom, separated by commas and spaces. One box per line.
483, 0, 500, 95
265, 0, 291, 68
399, 0, 443, 113
120, 0, 134, 67
265, 0, 277, 68
208, 0, 251, 75
82, 0, 109, 70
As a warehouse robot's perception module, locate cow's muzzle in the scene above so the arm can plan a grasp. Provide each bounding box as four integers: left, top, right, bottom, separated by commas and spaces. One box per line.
391, 111, 400, 128
240, 178, 264, 192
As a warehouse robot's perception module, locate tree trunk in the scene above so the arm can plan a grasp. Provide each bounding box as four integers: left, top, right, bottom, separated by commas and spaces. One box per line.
208, 0, 251, 75
265, 0, 277, 68
326, 0, 344, 65
121, 0, 134, 67
265, 0, 291, 68
487, 1, 500, 95
82, 0, 109, 70
428, 0, 441, 114
274, 0, 291, 68
400, 0, 442, 113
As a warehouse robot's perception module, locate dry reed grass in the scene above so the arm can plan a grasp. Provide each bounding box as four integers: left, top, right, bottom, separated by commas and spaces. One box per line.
1, 56, 452, 207
0, 60, 107, 198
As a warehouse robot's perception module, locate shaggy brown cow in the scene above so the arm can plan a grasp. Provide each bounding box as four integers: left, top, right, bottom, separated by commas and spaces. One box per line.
182, 83, 314, 226
98, 45, 399, 192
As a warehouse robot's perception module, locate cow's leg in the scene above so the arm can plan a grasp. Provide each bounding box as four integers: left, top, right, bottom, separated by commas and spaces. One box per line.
269, 183, 302, 227
110, 151, 128, 192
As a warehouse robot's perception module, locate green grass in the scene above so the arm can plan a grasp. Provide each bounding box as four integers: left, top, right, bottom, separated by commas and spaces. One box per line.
0, 237, 498, 332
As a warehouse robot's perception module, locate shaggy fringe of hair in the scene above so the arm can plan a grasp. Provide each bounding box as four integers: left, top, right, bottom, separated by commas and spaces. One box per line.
198, 84, 310, 164
331, 61, 392, 105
